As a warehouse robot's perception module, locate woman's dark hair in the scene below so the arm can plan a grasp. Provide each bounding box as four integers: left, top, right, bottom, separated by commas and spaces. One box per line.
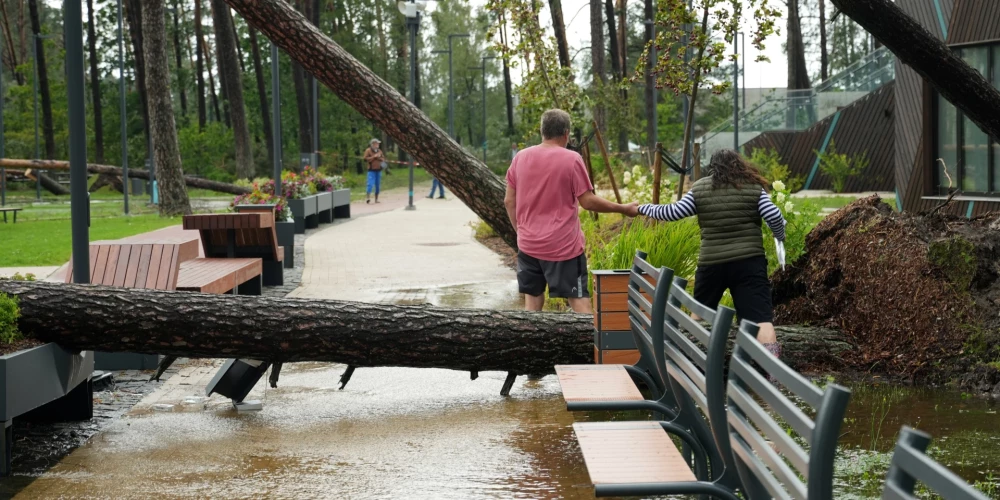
707, 149, 770, 190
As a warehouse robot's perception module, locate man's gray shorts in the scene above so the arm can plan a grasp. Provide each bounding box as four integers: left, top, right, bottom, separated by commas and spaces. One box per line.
516, 251, 590, 299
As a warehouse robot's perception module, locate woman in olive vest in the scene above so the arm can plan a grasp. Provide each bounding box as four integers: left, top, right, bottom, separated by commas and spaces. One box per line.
637, 149, 786, 358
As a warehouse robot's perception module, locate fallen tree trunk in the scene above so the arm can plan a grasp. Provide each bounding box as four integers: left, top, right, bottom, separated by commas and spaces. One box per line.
21, 169, 70, 196
0, 280, 847, 373
0, 159, 250, 196
221, 0, 516, 249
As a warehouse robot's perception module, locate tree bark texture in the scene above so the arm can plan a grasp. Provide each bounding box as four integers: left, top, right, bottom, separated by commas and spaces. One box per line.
0, 280, 841, 374
548, 0, 571, 69
498, 14, 515, 135
23, 170, 70, 195
590, 0, 607, 134
0, 1, 23, 84
86, 0, 105, 163
0, 280, 593, 375
292, 61, 312, 155
222, 0, 517, 248
248, 28, 274, 164
643, 0, 655, 153
831, 0, 1000, 143
124, 0, 151, 151
28, 0, 54, 160
0, 158, 251, 195
194, 0, 207, 130
172, 0, 188, 120
211, 0, 254, 179
143, 0, 191, 216
786, 0, 811, 90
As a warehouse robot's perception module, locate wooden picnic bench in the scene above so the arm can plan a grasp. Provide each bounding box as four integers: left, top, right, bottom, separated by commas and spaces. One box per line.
177, 258, 262, 295
570, 272, 853, 498
183, 212, 284, 286
0, 207, 22, 223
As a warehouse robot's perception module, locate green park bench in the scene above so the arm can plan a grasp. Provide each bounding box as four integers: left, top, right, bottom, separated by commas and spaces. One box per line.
882, 426, 991, 500
0, 207, 22, 223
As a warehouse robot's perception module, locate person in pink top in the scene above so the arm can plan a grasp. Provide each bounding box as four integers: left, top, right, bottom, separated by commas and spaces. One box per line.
504, 109, 638, 313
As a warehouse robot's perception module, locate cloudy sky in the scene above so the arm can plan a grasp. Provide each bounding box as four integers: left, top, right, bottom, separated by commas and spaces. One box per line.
463, 0, 792, 89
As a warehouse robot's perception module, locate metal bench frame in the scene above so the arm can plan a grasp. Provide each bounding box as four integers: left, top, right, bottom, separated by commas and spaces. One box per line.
882, 426, 991, 500
0, 207, 21, 223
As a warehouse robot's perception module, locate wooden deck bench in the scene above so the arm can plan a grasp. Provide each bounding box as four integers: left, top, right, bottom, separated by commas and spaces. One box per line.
183, 213, 284, 286
177, 258, 262, 295
555, 252, 672, 415
65, 240, 198, 289
883, 426, 991, 499
572, 281, 853, 499
0, 207, 22, 223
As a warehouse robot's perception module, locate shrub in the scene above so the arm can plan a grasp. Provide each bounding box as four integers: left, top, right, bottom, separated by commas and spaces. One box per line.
749, 147, 804, 192
300, 166, 345, 192
10, 272, 35, 281
621, 165, 673, 205
817, 141, 869, 193
586, 215, 701, 281
0, 292, 22, 345
762, 179, 821, 274
230, 189, 292, 222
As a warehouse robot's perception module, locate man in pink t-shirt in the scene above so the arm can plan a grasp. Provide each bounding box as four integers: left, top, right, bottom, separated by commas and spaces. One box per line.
504, 109, 638, 313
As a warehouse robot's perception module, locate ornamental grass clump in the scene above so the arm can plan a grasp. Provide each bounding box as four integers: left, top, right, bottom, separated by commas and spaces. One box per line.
0, 292, 21, 346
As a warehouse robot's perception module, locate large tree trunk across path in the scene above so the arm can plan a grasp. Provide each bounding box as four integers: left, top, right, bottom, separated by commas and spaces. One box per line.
0, 159, 250, 195
221, 0, 516, 249
0, 281, 847, 374
831, 0, 1000, 141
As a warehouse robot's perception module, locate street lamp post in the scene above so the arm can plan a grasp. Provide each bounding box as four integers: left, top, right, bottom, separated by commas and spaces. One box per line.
271, 42, 283, 193
469, 55, 495, 163
734, 33, 740, 151
399, 0, 427, 211
1, 40, 5, 207
432, 33, 469, 139
645, 19, 657, 152
117, 0, 129, 214
66, 0, 90, 284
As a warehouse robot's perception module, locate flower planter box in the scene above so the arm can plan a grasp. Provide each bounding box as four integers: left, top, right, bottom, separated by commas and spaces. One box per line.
332, 188, 351, 219
316, 191, 334, 224
0, 344, 94, 476
288, 196, 318, 234
591, 269, 650, 365
276, 221, 295, 269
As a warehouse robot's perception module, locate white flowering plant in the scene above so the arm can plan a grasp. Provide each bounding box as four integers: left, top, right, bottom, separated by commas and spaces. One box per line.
762, 179, 820, 275
620, 165, 673, 206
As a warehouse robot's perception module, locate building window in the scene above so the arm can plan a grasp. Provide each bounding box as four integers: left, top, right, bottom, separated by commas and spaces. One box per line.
935, 44, 1000, 195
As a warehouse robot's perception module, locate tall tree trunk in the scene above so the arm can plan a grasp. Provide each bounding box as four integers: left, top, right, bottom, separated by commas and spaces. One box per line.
0, 1, 23, 84
310, 0, 321, 154
202, 33, 224, 125
498, 13, 515, 135
28, 0, 55, 160
786, 0, 811, 90
86, 0, 105, 163
125, 0, 151, 150
211, 0, 254, 179
221, 0, 517, 248
194, 0, 207, 129
680, 8, 710, 182
143, 0, 191, 216
548, 0, 571, 69
830, 0, 1000, 141
616, 0, 626, 75
591, 0, 607, 134
819, 0, 829, 81
292, 63, 312, 155
172, 0, 188, 120
643, 0, 655, 153
248, 28, 274, 165
230, 11, 246, 74
603, 0, 628, 152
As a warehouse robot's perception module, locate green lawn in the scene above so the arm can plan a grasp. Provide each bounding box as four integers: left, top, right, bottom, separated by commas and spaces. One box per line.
344, 167, 433, 200
0, 214, 185, 267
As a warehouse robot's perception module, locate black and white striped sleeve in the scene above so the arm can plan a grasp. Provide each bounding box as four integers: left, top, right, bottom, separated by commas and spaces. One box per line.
759, 190, 787, 241
638, 191, 697, 221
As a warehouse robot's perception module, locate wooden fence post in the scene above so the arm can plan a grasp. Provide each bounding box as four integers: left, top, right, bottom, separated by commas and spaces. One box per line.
592, 120, 622, 204
652, 142, 663, 205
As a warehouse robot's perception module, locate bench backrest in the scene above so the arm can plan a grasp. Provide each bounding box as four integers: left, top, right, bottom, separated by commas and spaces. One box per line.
660, 277, 738, 487
65, 242, 191, 290
183, 213, 281, 261
626, 251, 672, 396
725, 324, 851, 500
882, 427, 990, 500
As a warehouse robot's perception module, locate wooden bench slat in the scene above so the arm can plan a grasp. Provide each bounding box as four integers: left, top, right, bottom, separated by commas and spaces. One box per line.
555, 365, 645, 402
573, 422, 696, 484
133, 244, 153, 288
123, 244, 143, 288
92, 245, 111, 284
155, 245, 174, 290
145, 244, 164, 289
176, 258, 262, 294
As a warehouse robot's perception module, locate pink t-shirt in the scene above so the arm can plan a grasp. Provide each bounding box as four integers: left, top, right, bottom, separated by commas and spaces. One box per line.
505, 144, 594, 261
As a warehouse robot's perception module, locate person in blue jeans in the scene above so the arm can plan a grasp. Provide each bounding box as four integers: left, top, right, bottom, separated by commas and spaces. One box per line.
428, 178, 446, 199
363, 139, 385, 204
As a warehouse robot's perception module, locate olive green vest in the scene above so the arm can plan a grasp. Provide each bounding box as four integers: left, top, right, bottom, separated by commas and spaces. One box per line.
692, 176, 765, 266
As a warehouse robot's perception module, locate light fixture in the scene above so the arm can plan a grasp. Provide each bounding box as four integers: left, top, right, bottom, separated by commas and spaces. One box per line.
397, 1, 427, 18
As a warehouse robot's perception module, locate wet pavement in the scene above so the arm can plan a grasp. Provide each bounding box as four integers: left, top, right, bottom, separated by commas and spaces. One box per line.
5, 365, 599, 499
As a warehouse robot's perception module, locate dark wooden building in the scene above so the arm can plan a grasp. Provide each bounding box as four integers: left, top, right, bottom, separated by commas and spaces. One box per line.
744, 0, 1000, 215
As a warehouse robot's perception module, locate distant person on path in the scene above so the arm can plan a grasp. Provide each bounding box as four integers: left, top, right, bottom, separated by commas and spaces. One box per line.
636, 149, 787, 359
363, 139, 385, 204
428, 177, 446, 199
504, 109, 638, 314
